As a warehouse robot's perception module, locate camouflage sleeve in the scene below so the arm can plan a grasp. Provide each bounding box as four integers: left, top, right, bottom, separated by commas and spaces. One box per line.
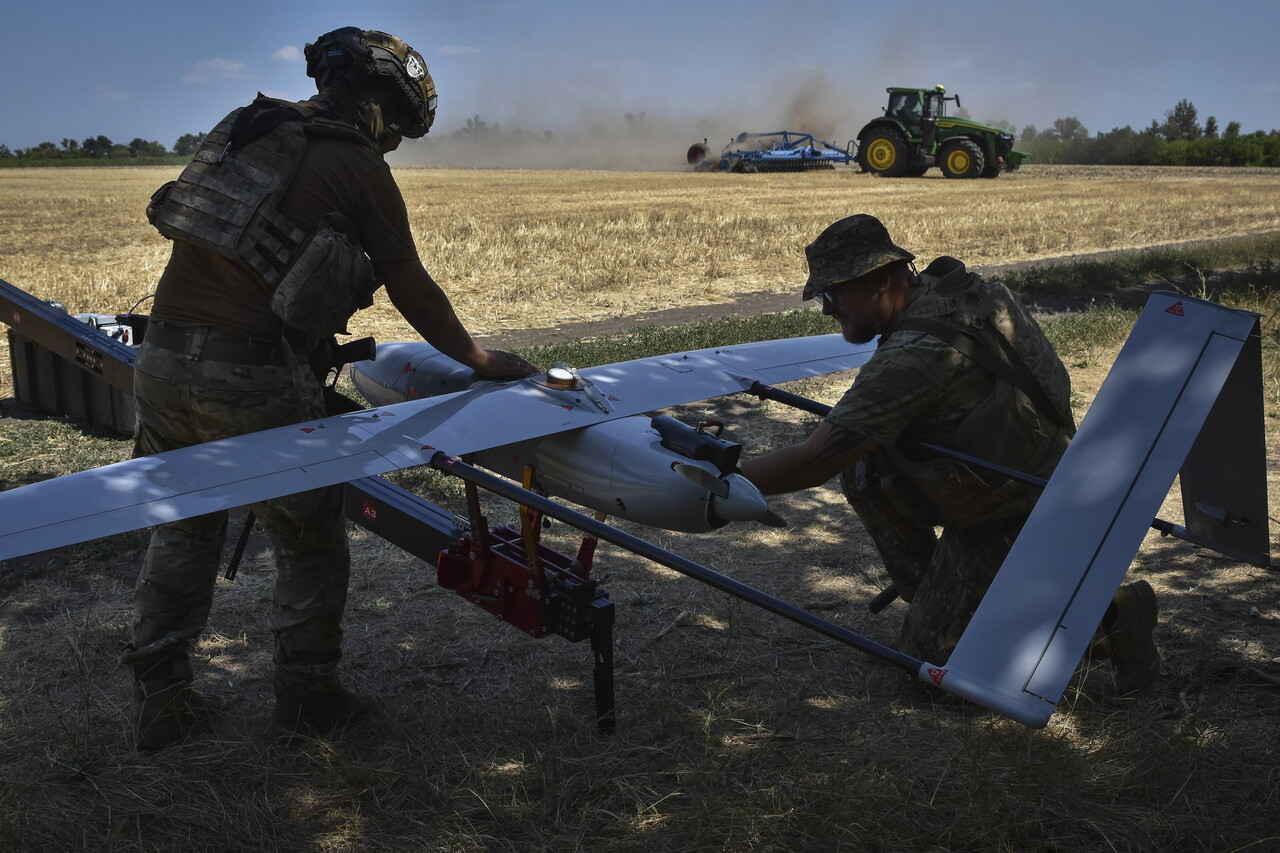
825, 332, 965, 445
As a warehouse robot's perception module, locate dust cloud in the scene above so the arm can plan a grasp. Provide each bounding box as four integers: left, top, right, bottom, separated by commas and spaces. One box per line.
390, 68, 883, 172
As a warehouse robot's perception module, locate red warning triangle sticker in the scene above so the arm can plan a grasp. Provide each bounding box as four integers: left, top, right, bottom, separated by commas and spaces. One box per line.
1165, 301, 1185, 316
928, 667, 948, 685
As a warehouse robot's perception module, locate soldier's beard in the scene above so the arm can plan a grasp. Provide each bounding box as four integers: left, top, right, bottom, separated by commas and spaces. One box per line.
832, 307, 879, 345
841, 324, 877, 345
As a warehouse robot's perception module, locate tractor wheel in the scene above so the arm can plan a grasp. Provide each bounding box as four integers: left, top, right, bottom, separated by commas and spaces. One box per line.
939, 139, 985, 179
858, 128, 910, 177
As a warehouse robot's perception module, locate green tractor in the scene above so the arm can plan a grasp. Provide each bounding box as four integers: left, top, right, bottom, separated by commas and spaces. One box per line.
856, 85, 1027, 179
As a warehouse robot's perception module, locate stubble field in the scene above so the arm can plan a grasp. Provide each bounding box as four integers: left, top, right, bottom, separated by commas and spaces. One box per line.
0, 165, 1279, 852
2, 163, 1279, 366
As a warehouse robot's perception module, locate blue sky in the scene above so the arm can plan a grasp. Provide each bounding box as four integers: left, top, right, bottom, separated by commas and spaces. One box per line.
4, 0, 1277, 161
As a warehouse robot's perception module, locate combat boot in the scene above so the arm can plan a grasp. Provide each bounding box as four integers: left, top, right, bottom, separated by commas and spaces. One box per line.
1106, 580, 1161, 695
133, 679, 214, 751
271, 685, 377, 742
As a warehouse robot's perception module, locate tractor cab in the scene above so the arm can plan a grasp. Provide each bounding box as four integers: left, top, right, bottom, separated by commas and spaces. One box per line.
884, 86, 960, 151
885, 91, 924, 124
886, 86, 958, 128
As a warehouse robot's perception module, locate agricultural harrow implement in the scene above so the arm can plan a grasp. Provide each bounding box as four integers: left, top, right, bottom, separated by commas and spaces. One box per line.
686, 131, 856, 172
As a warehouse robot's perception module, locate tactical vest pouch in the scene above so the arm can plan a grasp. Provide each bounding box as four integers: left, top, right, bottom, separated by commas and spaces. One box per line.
270, 220, 376, 337
889, 450, 1038, 527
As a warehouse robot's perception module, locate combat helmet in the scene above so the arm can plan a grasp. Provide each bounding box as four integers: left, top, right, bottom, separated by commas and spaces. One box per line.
305, 27, 438, 138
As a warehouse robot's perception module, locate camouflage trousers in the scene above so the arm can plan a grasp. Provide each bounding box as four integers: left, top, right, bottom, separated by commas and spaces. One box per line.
120, 337, 350, 699
843, 455, 1025, 665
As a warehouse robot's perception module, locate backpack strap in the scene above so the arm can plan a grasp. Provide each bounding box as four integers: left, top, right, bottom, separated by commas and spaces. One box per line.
896, 317, 1074, 431
226, 99, 306, 154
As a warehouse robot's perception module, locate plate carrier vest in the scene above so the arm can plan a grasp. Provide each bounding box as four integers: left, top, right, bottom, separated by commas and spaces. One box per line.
868, 258, 1075, 527
147, 95, 379, 338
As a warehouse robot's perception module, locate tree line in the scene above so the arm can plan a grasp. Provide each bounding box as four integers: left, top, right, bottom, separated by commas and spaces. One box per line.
0, 133, 207, 164
985, 100, 1280, 167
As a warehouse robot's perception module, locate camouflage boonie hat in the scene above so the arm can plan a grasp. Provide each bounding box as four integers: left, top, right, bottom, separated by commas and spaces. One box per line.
802, 214, 916, 300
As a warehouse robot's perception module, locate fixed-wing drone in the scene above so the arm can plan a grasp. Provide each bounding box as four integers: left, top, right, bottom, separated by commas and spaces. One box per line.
0, 290, 1269, 729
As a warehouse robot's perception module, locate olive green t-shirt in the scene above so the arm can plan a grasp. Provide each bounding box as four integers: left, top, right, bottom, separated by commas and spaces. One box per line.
151, 135, 419, 340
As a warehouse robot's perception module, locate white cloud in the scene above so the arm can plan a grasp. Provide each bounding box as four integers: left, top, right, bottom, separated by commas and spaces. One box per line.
183, 58, 248, 84
439, 45, 479, 56
101, 91, 129, 101
274, 45, 303, 63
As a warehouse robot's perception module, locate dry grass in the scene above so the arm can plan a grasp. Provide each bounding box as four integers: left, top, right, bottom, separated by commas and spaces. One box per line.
1, 163, 1278, 354
1, 166, 1279, 851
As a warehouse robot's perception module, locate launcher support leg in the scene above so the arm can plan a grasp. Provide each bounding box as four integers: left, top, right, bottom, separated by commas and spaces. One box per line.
223, 510, 256, 581
591, 601, 616, 734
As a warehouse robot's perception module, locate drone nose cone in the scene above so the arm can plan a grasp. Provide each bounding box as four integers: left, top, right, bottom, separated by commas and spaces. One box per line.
708, 473, 771, 522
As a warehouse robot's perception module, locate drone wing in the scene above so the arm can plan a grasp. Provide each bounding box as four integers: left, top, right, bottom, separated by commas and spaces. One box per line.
0, 334, 872, 560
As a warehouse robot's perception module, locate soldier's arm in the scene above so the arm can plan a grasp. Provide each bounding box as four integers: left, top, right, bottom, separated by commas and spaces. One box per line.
740, 421, 878, 496
379, 258, 536, 378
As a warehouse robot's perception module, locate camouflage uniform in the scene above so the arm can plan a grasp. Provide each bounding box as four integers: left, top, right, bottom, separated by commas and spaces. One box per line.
827, 256, 1073, 664
121, 337, 351, 698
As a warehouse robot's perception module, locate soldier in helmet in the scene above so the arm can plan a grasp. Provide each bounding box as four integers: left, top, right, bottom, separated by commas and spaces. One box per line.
740, 214, 1160, 700
124, 27, 538, 750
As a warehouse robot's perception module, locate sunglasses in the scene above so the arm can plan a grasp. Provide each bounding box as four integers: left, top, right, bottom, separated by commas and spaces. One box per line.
816, 285, 847, 307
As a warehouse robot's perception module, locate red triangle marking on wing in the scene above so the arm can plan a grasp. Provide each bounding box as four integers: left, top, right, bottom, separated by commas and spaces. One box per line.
928, 667, 948, 686
1165, 301, 1185, 316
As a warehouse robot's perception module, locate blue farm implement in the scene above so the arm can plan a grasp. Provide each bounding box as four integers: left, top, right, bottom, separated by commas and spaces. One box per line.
686, 131, 856, 173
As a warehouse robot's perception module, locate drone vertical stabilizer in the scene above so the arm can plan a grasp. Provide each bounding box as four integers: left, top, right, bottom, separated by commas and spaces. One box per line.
925, 291, 1267, 726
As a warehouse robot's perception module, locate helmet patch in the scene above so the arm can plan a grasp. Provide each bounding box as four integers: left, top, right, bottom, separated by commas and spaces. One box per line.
404, 54, 427, 82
